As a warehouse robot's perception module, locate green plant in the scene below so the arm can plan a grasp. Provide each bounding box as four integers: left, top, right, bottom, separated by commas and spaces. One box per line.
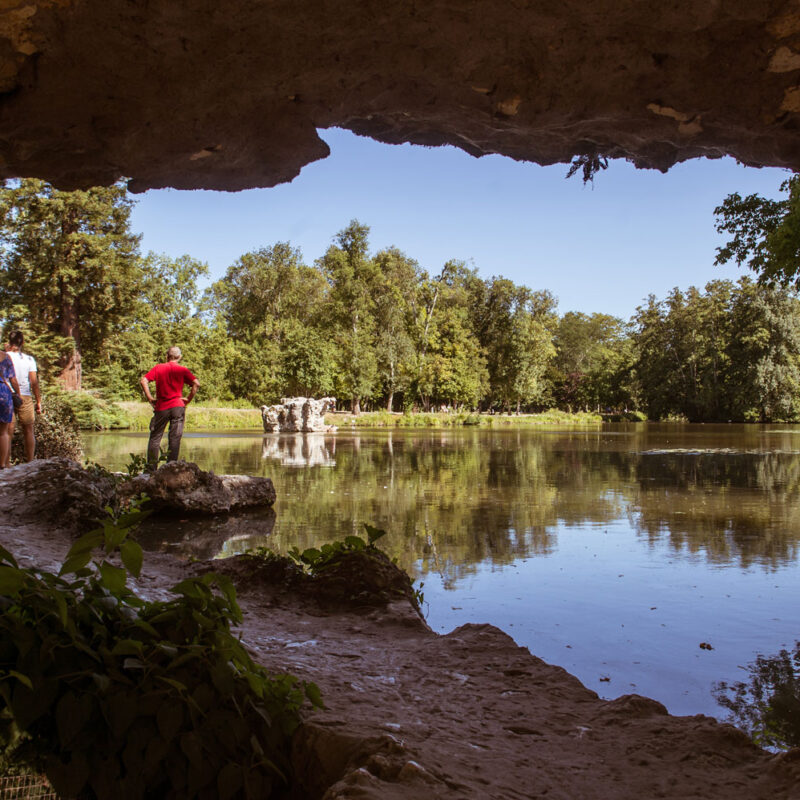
0, 500, 321, 799
124, 450, 168, 476
287, 523, 387, 573
11, 392, 83, 463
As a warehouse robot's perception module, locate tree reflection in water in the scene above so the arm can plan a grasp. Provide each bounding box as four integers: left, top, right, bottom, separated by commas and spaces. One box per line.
712, 642, 800, 750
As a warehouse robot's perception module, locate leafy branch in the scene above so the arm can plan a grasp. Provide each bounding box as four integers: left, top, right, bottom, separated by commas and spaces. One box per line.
0, 499, 321, 799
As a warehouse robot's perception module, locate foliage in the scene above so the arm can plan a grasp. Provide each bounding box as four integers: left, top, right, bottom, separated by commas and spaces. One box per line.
287, 523, 387, 574
565, 152, 609, 184
0, 501, 321, 799
11, 391, 83, 463
317, 221, 381, 412
713, 642, 800, 750
552, 312, 636, 412
632, 278, 800, 422
714, 176, 800, 289
247, 526, 425, 613
124, 450, 168, 476
48, 389, 130, 431
0, 180, 141, 390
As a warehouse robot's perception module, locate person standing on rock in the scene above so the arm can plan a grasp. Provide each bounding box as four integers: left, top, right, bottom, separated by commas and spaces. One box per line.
139, 346, 200, 467
7, 331, 42, 463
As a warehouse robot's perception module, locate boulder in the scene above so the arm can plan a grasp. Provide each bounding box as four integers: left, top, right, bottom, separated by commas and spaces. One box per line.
0, 458, 115, 531
119, 461, 276, 514
260, 397, 337, 433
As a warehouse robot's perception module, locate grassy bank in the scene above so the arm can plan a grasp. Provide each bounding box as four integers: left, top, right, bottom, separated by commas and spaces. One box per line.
116, 401, 262, 431
68, 394, 603, 431
325, 409, 603, 428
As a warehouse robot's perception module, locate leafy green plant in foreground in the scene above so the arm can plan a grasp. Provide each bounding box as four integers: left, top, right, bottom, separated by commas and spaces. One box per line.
284, 524, 425, 614
287, 522, 387, 573
0, 500, 321, 799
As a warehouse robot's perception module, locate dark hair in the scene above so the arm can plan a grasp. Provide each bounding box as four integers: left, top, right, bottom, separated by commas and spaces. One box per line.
8, 330, 23, 348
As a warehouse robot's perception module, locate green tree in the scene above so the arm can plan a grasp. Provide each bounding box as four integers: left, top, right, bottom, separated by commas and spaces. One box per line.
725, 278, 800, 421
207, 242, 329, 403
414, 261, 488, 410
317, 221, 380, 413
475, 278, 556, 412
715, 175, 800, 288
553, 312, 634, 412
372, 247, 418, 411
0, 179, 140, 389
633, 279, 800, 422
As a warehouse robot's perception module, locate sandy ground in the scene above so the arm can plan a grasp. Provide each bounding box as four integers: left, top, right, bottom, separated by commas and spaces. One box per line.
1, 516, 798, 800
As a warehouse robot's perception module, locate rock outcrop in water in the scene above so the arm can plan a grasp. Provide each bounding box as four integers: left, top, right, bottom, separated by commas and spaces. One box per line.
260, 397, 337, 433
119, 461, 276, 514
0, 459, 276, 530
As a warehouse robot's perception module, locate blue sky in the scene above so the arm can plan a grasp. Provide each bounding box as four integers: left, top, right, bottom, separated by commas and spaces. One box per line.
130, 127, 788, 320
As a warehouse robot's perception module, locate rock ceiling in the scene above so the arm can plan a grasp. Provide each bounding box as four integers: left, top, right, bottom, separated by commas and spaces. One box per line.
1, 0, 800, 192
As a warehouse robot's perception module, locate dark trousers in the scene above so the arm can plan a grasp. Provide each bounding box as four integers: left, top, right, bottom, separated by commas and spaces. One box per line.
147, 406, 185, 465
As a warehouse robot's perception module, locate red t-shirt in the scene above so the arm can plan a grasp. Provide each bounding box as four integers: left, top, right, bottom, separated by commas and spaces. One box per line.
144, 362, 197, 411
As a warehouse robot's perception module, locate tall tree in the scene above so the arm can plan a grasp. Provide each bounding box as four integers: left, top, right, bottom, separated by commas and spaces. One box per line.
413, 260, 488, 410
0, 180, 140, 389
207, 242, 329, 402
318, 221, 380, 413
373, 247, 418, 411
476, 278, 556, 412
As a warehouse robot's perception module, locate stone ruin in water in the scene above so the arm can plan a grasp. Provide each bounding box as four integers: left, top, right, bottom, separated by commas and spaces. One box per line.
260, 397, 337, 433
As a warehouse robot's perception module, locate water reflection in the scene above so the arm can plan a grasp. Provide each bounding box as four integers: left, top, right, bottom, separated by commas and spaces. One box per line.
83, 425, 800, 719
139, 508, 276, 560
83, 426, 800, 571
261, 434, 337, 468
713, 642, 800, 750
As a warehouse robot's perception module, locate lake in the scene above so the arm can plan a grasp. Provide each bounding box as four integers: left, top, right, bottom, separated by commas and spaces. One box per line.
82, 423, 800, 724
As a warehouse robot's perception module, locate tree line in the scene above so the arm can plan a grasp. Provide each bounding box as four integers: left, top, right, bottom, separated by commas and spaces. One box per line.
2, 178, 800, 422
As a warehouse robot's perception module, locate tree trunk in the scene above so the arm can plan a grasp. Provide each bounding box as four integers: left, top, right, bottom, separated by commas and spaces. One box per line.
386, 391, 394, 412
58, 282, 82, 391
351, 396, 361, 415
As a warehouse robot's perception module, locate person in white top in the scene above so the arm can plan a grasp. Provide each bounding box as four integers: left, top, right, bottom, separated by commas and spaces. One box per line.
7, 330, 42, 462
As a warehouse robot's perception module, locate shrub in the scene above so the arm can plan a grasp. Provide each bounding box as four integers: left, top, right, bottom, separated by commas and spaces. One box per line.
58, 390, 130, 430
11, 392, 83, 463
0, 503, 320, 799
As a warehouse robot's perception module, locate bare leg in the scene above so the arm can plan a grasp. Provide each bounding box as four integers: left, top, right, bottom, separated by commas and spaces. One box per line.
22, 422, 35, 461
0, 422, 9, 468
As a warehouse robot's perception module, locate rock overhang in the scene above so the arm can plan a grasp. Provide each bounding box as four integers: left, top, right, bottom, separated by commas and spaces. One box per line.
1, 0, 800, 192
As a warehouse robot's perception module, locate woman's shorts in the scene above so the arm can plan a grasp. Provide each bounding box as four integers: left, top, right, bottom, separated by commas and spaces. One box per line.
16, 396, 34, 426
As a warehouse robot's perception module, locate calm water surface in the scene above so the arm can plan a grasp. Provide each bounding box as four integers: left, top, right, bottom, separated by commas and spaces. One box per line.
83, 424, 800, 720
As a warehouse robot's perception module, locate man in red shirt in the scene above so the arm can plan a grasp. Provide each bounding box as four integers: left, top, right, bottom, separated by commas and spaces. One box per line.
139, 346, 200, 467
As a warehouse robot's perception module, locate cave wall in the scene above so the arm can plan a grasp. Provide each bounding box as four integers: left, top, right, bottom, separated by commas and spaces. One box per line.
1, 0, 799, 191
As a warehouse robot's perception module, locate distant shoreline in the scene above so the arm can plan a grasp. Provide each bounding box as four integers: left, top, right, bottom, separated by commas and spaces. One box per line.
98, 403, 605, 431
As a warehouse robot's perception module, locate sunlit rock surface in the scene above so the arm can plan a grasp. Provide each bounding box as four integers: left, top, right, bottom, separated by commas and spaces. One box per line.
0, 458, 114, 530
2, 1, 800, 190
261, 397, 336, 433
